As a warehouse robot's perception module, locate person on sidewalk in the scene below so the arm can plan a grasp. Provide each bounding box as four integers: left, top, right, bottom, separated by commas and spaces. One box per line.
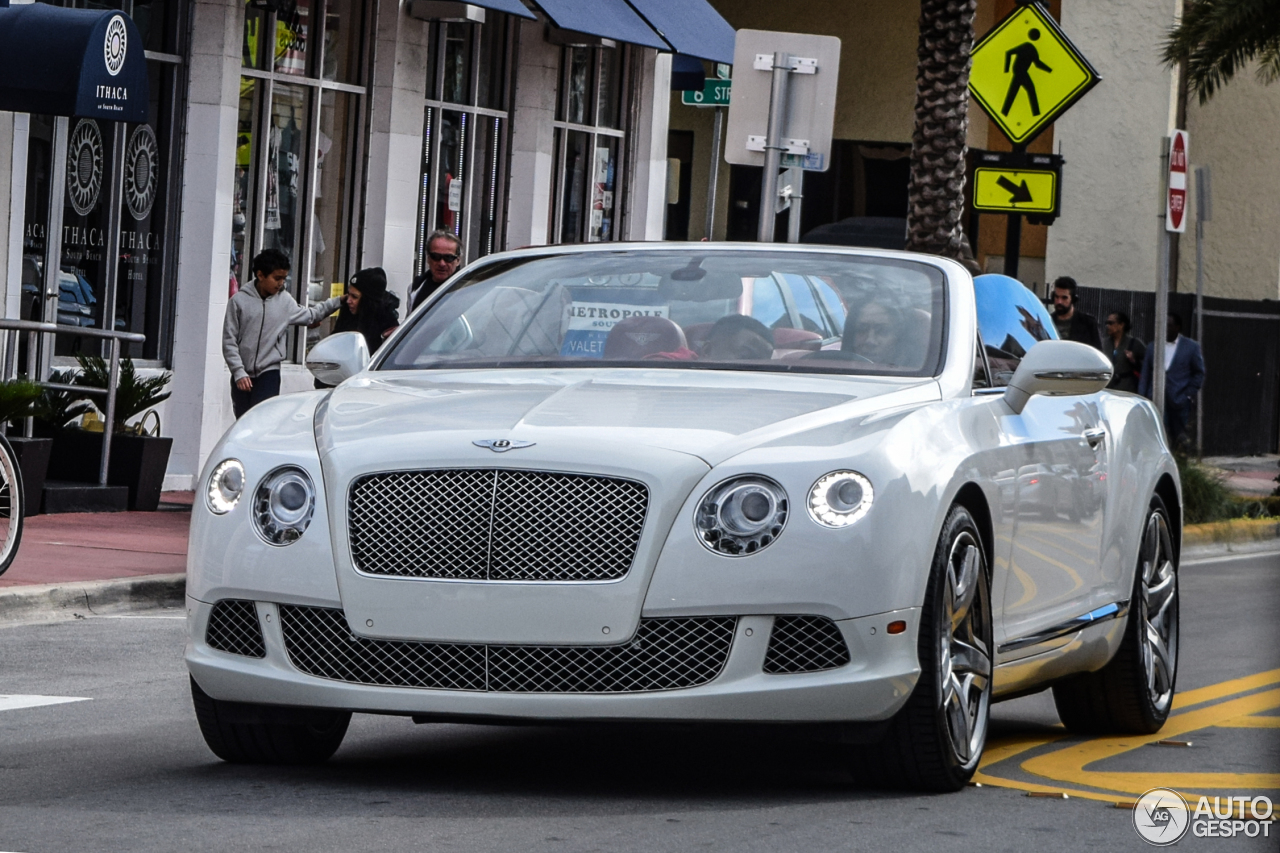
222, 248, 342, 418
1139, 311, 1206, 450
1049, 276, 1102, 349
334, 267, 400, 356
1104, 310, 1146, 393
408, 230, 463, 313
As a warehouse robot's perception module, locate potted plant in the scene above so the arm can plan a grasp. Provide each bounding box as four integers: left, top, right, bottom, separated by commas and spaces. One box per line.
0, 379, 48, 517
73, 356, 174, 512
37, 368, 99, 484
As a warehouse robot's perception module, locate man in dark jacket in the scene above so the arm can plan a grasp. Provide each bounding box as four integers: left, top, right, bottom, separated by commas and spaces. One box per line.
1049, 276, 1101, 349
1140, 312, 1205, 449
408, 230, 463, 312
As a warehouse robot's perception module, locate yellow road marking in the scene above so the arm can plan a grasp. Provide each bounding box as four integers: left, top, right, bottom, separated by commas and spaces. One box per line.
1173, 668, 1280, 710
1216, 715, 1280, 728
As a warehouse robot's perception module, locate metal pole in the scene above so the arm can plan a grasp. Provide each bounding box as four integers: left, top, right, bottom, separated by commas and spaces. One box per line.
1152, 138, 1171, 420
40, 117, 69, 381
704, 106, 724, 240
100, 122, 128, 358
757, 52, 791, 244
787, 170, 804, 243
1194, 165, 1210, 458
98, 337, 120, 487
1004, 214, 1022, 280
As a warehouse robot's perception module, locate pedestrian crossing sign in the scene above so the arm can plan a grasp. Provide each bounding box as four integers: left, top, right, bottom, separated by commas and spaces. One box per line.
969, 1, 1100, 146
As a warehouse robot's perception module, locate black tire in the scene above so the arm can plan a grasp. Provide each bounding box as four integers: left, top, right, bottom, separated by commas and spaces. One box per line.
849, 504, 993, 792
1052, 494, 1179, 734
190, 678, 350, 764
0, 432, 25, 577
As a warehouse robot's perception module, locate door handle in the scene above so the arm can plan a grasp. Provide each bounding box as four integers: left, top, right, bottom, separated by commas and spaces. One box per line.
1083, 428, 1106, 449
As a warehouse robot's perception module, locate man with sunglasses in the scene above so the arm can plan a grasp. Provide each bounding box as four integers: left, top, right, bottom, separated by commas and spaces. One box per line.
409, 230, 463, 312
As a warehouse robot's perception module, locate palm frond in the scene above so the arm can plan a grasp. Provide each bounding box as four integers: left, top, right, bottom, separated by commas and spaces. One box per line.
1164, 0, 1280, 101
0, 380, 44, 427
74, 355, 172, 433
33, 369, 94, 431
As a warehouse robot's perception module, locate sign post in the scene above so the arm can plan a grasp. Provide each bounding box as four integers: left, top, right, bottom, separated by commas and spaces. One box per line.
1153, 130, 1188, 420
968, 1, 1099, 281
726, 30, 840, 243
1194, 164, 1211, 455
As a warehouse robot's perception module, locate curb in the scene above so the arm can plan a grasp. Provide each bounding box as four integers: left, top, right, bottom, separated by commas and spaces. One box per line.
0, 573, 185, 627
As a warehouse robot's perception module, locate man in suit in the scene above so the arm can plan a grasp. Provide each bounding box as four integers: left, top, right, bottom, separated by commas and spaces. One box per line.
1139, 311, 1206, 449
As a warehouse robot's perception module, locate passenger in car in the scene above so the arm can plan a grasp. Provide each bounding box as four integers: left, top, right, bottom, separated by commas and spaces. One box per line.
699, 315, 775, 361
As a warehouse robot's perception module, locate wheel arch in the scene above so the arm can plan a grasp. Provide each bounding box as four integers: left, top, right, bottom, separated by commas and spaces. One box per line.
951, 482, 994, 572
1154, 473, 1182, 561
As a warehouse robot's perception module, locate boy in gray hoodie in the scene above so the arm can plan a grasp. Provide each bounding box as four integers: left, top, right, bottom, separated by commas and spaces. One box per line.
223, 249, 342, 417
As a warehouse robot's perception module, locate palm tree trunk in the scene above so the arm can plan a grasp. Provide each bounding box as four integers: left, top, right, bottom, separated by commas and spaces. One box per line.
906, 0, 981, 273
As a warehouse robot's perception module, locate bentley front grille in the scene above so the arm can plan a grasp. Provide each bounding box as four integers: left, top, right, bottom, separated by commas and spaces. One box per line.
278, 605, 735, 693
348, 469, 649, 581
205, 599, 266, 658
762, 615, 851, 674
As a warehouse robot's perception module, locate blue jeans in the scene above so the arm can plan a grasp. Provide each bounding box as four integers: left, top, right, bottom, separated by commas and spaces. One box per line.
230, 369, 281, 419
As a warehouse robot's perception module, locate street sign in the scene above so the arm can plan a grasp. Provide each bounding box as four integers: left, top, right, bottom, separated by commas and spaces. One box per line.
681, 78, 732, 107
973, 167, 1057, 214
724, 29, 840, 172
1166, 129, 1189, 233
969, 1, 1100, 146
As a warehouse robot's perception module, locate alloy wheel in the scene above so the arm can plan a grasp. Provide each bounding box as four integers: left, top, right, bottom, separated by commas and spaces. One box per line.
939, 531, 992, 765
1139, 510, 1178, 713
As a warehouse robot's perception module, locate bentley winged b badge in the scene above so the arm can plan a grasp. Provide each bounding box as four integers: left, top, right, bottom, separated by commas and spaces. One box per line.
473, 439, 536, 453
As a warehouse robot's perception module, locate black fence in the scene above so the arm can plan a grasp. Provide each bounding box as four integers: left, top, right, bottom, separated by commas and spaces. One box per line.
1074, 286, 1280, 457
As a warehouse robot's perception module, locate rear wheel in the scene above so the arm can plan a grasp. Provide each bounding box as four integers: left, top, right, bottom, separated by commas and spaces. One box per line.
0, 433, 24, 577
849, 505, 993, 791
190, 678, 350, 764
1052, 495, 1178, 734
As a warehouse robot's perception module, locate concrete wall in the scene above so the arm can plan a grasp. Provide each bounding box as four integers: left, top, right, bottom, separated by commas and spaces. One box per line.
1045, 0, 1181, 294
1180, 65, 1280, 301
506, 17, 560, 248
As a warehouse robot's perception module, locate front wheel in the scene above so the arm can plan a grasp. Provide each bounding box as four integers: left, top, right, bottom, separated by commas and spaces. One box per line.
191, 678, 350, 764
849, 504, 993, 791
1052, 495, 1179, 733
0, 433, 25, 577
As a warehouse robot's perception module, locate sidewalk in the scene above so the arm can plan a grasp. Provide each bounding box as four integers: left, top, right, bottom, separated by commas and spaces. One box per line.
1203, 454, 1280, 498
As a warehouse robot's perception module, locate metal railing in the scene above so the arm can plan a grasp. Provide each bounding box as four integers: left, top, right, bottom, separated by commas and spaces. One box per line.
0, 319, 146, 486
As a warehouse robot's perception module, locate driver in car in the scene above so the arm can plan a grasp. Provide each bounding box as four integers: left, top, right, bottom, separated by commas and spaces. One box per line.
847, 301, 906, 365
699, 315, 775, 361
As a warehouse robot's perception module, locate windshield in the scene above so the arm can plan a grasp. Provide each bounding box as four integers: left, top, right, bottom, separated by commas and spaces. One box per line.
379, 250, 947, 376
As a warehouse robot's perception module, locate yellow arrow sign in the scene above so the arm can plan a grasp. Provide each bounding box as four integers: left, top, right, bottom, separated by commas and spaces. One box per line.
973, 167, 1058, 214
969, 2, 1100, 146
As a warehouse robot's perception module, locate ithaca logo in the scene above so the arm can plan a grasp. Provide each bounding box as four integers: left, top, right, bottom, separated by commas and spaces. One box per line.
104, 16, 128, 76
473, 439, 535, 453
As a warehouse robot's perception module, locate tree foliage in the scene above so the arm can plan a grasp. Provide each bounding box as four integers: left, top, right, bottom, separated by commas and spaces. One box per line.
1164, 0, 1280, 102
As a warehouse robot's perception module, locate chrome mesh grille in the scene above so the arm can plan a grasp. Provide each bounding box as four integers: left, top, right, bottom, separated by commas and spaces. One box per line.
205, 600, 265, 658
279, 605, 735, 693
348, 469, 649, 581
762, 615, 851, 674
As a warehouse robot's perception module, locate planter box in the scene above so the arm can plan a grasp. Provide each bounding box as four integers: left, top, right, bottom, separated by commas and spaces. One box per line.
7, 436, 52, 517
47, 430, 173, 512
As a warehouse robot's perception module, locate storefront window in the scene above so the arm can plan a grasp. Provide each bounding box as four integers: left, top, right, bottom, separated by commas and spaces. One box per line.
552, 45, 632, 244
233, 0, 370, 361
22, 0, 186, 362
415, 15, 514, 272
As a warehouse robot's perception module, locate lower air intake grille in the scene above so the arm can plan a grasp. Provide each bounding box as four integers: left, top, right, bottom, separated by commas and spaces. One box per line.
278, 605, 736, 693
205, 599, 265, 658
762, 615, 851, 674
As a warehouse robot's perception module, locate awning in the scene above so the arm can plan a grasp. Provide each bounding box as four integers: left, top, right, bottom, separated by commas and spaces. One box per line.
463, 0, 535, 19
624, 0, 735, 65
409, 0, 535, 21
534, 0, 669, 51
0, 5, 149, 123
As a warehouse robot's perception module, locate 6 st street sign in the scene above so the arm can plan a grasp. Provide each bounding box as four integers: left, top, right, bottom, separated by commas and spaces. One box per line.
973, 167, 1058, 214
969, 1, 1100, 146
682, 78, 732, 107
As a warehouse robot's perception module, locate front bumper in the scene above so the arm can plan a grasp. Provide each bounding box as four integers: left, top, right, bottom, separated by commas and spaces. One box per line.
185, 597, 922, 723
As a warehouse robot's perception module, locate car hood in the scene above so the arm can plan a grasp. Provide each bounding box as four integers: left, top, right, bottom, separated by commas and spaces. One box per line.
316, 367, 941, 466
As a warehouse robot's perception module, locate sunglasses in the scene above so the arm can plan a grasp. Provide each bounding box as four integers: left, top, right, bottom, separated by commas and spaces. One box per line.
428, 252, 459, 263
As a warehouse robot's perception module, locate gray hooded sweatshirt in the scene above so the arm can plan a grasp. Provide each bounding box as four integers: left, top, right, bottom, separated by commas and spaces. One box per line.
223, 285, 342, 381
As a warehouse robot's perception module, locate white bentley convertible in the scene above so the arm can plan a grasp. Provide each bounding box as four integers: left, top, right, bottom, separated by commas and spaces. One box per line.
186, 245, 1180, 791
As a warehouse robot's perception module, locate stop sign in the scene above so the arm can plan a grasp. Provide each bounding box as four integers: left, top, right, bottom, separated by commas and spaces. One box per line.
1166, 130, 1188, 233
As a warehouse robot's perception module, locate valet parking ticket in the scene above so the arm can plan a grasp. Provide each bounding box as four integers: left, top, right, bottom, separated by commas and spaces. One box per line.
560, 302, 669, 358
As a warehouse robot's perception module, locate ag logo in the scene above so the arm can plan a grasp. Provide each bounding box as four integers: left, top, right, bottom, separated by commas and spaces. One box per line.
104, 15, 128, 77
1133, 787, 1190, 846
124, 125, 159, 220
67, 119, 104, 216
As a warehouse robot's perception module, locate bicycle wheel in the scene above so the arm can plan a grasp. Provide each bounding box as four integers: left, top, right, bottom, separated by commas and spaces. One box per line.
0, 433, 25, 576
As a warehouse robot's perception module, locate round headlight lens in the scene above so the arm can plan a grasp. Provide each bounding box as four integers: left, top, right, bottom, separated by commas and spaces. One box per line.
695, 475, 788, 556
808, 471, 873, 528
253, 466, 316, 545
207, 459, 245, 514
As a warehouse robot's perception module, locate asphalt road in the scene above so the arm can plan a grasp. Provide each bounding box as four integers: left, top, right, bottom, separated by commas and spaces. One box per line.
1, 548, 1277, 853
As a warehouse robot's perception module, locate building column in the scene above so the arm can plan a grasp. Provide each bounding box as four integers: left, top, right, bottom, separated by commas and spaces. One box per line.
505, 17, 559, 249
623, 49, 671, 242
0, 112, 27, 320
361, 0, 429, 306
164, 0, 243, 490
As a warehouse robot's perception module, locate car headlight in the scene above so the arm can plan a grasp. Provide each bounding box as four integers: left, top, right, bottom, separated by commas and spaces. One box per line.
253, 466, 316, 545
808, 471, 873, 528
695, 475, 788, 556
206, 459, 245, 514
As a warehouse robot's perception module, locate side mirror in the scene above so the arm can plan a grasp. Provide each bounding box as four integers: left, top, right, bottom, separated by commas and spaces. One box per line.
306, 332, 369, 386
1003, 340, 1113, 414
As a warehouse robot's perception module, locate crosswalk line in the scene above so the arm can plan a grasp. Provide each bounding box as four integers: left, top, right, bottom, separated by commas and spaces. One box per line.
0, 695, 91, 712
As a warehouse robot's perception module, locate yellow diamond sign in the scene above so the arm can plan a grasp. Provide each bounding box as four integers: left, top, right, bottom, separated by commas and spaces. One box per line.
969, 1, 1100, 146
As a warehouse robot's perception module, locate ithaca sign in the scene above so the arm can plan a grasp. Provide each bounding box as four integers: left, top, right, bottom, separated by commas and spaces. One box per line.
0, 5, 149, 123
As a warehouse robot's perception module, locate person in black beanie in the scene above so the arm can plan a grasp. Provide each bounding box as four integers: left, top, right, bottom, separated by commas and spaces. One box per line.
334, 267, 400, 355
